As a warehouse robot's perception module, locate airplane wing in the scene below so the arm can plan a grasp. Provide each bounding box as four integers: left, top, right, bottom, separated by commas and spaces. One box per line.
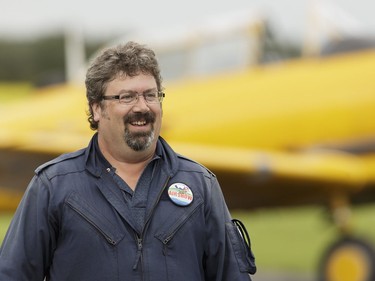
0, 84, 92, 153
169, 142, 375, 209
171, 142, 367, 186
161, 49, 375, 208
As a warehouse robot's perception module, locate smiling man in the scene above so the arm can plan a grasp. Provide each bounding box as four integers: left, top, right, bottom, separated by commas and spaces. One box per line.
0, 41, 256, 281
91, 72, 163, 189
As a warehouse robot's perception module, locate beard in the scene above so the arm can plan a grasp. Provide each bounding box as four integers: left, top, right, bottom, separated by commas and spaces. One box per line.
123, 112, 156, 151
124, 129, 155, 151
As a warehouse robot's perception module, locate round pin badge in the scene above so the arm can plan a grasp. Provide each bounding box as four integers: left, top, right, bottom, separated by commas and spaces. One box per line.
168, 183, 194, 206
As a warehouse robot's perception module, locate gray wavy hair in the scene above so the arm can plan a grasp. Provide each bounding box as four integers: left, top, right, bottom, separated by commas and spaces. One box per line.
85, 41, 163, 130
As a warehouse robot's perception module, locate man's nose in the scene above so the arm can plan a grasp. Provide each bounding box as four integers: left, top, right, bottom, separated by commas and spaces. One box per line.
132, 94, 150, 111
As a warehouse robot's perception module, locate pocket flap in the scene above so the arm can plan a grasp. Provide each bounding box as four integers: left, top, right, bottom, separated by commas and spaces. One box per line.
155, 196, 203, 244
65, 192, 124, 245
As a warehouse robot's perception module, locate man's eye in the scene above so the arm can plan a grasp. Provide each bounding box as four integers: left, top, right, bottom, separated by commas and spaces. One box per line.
145, 93, 157, 99
120, 94, 135, 101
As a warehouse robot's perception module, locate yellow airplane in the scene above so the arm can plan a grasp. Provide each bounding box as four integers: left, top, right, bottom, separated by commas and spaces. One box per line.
1, 14, 375, 281
1, 47, 375, 281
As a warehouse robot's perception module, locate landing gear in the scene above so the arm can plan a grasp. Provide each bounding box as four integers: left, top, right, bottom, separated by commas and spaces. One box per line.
318, 237, 375, 281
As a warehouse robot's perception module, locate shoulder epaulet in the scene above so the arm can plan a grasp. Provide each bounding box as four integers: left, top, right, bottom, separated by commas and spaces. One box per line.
176, 153, 216, 178
35, 148, 85, 175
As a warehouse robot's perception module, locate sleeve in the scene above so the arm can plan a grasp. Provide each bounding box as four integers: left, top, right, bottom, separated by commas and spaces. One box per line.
0, 172, 58, 281
204, 176, 256, 281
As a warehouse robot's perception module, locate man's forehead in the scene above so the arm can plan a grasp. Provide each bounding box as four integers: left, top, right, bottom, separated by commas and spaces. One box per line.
106, 73, 157, 91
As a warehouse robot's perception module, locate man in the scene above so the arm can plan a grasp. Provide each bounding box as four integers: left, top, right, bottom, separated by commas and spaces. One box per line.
0, 41, 256, 280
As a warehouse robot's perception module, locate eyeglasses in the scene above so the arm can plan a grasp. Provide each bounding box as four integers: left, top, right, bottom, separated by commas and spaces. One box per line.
102, 90, 165, 105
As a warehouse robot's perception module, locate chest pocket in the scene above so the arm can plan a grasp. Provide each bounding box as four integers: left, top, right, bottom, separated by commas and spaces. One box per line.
65, 191, 125, 246
154, 194, 204, 245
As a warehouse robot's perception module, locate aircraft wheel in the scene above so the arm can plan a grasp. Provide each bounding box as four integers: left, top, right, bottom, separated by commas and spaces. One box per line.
318, 236, 375, 281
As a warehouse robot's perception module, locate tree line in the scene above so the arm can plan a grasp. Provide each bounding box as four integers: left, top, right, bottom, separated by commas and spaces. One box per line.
0, 27, 300, 87
0, 34, 103, 86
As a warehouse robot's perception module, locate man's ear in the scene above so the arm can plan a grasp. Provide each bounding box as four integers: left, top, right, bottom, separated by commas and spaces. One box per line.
92, 103, 101, 122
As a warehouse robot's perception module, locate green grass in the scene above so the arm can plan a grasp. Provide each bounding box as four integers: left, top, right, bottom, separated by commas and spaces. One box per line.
1, 204, 375, 275
233, 207, 336, 274
233, 204, 375, 274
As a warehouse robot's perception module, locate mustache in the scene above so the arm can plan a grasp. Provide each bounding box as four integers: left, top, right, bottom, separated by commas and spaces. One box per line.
124, 112, 156, 124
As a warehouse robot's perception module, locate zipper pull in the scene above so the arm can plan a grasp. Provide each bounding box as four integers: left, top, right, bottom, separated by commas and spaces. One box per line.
162, 235, 173, 256
133, 237, 143, 270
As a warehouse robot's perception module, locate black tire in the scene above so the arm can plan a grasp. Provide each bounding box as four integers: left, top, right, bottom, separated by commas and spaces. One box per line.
318, 236, 375, 281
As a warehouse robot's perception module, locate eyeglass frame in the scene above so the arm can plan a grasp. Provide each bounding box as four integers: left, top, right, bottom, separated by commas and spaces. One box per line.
102, 90, 165, 105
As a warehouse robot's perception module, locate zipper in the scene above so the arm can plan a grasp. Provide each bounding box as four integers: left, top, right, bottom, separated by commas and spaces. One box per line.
68, 203, 116, 245
144, 176, 171, 228
132, 176, 171, 270
162, 201, 201, 245
132, 235, 143, 270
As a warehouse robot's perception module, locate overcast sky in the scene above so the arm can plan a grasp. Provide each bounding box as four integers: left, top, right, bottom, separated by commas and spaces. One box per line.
1, 0, 375, 44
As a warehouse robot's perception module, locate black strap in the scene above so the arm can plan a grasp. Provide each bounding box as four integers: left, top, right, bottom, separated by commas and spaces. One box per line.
232, 218, 257, 274
232, 219, 251, 248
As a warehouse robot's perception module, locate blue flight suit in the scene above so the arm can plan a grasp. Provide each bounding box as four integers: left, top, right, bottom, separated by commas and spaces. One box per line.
0, 134, 256, 280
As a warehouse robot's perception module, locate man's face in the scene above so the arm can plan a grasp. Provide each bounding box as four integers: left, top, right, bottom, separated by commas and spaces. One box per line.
93, 73, 162, 152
